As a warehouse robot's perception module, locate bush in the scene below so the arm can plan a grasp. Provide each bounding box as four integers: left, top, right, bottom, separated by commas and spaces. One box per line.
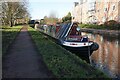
79, 24, 105, 29
104, 20, 120, 30
79, 20, 120, 30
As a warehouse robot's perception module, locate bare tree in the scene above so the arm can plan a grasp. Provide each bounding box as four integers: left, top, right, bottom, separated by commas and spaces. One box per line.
2, 0, 30, 27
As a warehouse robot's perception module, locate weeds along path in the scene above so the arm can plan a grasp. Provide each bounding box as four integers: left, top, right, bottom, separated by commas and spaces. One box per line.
2, 25, 54, 78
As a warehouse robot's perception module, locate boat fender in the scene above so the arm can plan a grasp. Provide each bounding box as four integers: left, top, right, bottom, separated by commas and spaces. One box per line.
90, 42, 99, 51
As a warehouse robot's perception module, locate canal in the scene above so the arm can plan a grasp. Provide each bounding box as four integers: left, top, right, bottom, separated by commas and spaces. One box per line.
81, 32, 120, 79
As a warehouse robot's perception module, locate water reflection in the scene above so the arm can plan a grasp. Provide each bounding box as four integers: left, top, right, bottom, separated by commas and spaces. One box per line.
82, 32, 120, 78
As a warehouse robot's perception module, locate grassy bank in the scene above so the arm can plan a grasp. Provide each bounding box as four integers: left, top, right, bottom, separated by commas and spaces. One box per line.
79, 24, 106, 29
28, 27, 109, 78
79, 23, 120, 30
2, 26, 22, 54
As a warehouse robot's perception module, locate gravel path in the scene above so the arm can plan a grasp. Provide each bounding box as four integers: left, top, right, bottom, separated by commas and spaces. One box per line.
2, 25, 54, 78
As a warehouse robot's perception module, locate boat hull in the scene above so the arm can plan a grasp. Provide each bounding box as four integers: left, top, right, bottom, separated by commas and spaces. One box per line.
61, 45, 93, 56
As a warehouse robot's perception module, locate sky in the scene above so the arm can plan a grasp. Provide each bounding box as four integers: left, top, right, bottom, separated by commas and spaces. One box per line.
28, 0, 79, 19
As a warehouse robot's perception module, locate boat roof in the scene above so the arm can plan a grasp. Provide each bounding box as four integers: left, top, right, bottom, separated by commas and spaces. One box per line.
55, 22, 80, 40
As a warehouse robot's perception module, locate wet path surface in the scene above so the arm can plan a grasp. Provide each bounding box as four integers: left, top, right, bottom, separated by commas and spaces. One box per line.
2, 25, 54, 78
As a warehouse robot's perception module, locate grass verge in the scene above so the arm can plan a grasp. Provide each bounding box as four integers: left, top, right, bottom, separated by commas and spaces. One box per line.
2, 26, 22, 54
28, 27, 109, 78
79, 24, 106, 29
79, 23, 120, 30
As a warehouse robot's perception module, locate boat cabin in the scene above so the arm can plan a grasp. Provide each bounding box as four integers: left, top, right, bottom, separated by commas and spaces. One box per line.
55, 22, 89, 43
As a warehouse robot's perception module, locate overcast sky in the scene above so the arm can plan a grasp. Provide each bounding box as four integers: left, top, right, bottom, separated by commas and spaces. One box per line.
28, 0, 79, 19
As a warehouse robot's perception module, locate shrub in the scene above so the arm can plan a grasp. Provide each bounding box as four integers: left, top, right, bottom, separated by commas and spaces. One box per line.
79, 21, 120, 30
104, 20, 120, 30
79, 24, 103, 29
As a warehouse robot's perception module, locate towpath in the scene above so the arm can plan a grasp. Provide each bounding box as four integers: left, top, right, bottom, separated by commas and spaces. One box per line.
2, 25, 54, 78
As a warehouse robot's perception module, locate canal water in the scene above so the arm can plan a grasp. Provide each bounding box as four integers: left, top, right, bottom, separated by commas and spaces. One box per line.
82, 32, 120, 78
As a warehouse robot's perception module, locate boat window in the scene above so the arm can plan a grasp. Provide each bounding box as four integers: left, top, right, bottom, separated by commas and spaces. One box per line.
76, 27, 80, 31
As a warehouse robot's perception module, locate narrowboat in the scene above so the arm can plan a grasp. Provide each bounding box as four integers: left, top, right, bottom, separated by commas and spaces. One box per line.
55, 22, 99, 56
